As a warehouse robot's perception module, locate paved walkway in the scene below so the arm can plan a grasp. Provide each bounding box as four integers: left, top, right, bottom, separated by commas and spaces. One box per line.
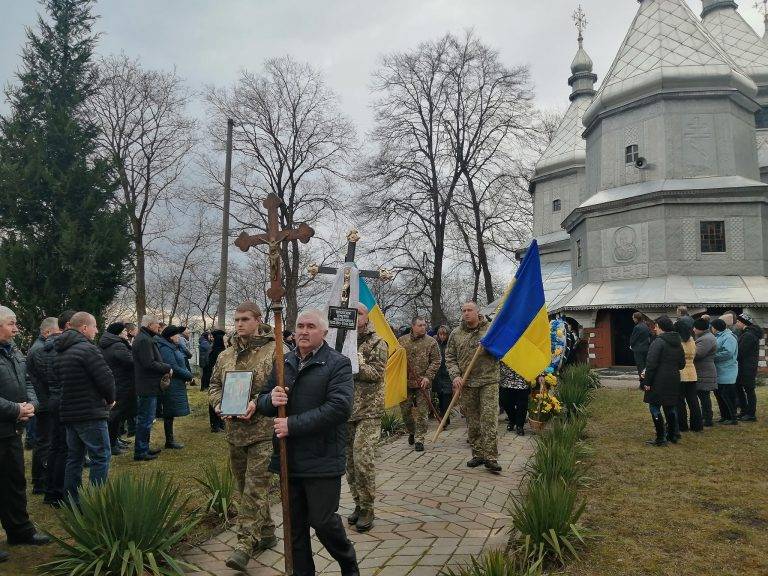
183, 416, 533, 576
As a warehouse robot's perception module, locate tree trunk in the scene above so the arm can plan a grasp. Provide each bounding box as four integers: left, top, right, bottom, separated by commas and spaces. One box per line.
282, 239, 300, 330
464, 173, 494, 304
133, 218, 147, 322
431, 236, 447, 327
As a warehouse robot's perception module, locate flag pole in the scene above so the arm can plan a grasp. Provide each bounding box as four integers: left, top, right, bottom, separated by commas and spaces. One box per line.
432, 345, 484, 443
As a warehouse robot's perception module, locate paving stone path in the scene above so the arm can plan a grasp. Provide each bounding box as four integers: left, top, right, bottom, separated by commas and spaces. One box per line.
183, 416, 533, 576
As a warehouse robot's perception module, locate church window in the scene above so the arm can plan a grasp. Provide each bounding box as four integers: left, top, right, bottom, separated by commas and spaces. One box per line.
756, 107, 768, 129
576, 239, 582, 268
700, 221, 726, 253
625, 144, 639, 164
552, 199, 561, 212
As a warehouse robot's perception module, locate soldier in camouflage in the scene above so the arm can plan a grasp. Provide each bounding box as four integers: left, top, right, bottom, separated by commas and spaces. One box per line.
346, 302, 388, 533
446, 302, 502, 473
398, 317, 441, 452
208, 302, 280, 572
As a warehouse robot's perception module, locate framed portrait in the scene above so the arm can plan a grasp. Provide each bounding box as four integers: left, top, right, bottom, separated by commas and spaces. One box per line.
220, 371, 254, 416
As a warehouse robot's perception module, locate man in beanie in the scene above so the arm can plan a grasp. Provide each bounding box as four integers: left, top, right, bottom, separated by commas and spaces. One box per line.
693, 318, 717, 427
711, 319, 739, 425
735, 313, 762, 422
99, 323, 135, 453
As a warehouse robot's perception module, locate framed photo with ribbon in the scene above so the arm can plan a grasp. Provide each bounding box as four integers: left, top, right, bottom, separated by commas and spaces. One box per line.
220, 370, 254, 416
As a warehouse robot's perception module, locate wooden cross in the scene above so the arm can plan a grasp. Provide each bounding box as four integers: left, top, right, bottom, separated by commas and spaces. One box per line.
234, 193, 315, 575
308, 230, 392, 351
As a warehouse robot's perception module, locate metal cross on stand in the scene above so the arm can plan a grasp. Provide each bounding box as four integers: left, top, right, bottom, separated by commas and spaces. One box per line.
234, 193, 315, 575
308, 230, 393, 352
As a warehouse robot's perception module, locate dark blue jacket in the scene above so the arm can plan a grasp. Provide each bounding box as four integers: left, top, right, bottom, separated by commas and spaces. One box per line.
156, 337, 192, 418
258, 342, 353, 478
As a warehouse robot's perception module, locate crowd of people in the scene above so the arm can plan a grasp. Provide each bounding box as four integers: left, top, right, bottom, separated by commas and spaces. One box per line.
630, 306, 763, 446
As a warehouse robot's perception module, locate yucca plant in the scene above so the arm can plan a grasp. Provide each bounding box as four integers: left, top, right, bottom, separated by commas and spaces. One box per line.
381, 410, 405, 437
194, 461, 237, 523
439, 546, 543, 576
509, 478, 587, 565
526, 421, 591, 488
40, 472, 198, 576
556, 366, 596, 418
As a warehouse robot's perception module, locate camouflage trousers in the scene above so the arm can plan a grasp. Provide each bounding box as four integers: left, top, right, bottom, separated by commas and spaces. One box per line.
229, 439, 275, 554
400, 388, 429, 443
460, 383, 499, 461
346, 417, 380, 512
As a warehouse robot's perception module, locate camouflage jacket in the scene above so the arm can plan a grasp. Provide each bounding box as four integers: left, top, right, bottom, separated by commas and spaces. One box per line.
398, 333, 441, 389
351, 324, 388, 422
445, 318, 499, 388
209, 325, 278, 446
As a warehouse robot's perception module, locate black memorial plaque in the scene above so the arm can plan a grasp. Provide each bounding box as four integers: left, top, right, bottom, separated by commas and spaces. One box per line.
328, 306, 358, 330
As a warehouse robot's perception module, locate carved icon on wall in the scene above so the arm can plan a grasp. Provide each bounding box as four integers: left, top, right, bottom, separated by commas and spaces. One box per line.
613, 226, 637, 263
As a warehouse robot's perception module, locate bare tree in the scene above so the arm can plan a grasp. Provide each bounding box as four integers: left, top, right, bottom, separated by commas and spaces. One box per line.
89, 54, 196, 321
443, 31, 537, 304
204, 56, 356, 328
360, 36, 462, 326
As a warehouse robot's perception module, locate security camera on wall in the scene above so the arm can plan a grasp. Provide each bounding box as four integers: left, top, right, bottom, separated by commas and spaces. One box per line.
635, 157, 648, 169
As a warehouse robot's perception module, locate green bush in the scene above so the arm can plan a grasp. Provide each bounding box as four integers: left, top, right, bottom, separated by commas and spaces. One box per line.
510, 478, 587, 565
381, 409, 405, 437
439, 547, 543, 576
556, 365, 596, 417
526, 419, 590, 488
40, 472, 198, 576
194, 460, 237, 523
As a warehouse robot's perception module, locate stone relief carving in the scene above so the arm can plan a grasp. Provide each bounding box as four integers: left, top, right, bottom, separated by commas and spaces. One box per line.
613, 226, 638, 263
682, 115, 715, 178
602, 223, 648, 268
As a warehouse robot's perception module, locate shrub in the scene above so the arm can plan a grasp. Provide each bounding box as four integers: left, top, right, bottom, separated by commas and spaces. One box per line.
194, 460, 237, 523
439, 547, 543, 576
510, 478, 587, 565
40, 472, 198, 576
556, 366, 596, 417
381, 409, 405, 438
526, 419, 590, 487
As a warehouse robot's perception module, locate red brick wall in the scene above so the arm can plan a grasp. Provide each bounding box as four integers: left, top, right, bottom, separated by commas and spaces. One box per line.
584, 310, 612, 369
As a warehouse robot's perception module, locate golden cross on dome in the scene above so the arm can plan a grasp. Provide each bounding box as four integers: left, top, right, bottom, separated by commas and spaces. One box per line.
573, 5, 587, 44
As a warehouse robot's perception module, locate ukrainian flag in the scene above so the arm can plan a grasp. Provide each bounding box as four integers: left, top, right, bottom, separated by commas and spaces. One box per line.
480, 240, 551, 382
359, 278, 408, 408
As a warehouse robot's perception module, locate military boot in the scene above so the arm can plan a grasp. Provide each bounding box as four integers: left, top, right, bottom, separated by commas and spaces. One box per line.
225, 549, 250, 571
256, 535, 278, 552
356, 509, 374, 532
347, 505, 361, 525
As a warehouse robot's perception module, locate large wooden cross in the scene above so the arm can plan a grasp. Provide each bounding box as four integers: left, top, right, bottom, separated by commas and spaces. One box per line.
308, 230, 391, 351
234, 193, 314, 575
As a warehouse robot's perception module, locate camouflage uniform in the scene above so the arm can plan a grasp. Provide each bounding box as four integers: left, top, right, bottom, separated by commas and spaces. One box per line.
347, 324, 388, 513
209, 325, 279, 555
445, 319, 500, 462
398, 333, 441, 443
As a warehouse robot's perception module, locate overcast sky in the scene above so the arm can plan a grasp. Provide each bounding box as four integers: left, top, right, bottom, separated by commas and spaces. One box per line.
2, 0, 766, 133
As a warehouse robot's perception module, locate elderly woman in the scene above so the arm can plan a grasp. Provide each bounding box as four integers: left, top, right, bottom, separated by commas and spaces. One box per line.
155, 325, 192, 449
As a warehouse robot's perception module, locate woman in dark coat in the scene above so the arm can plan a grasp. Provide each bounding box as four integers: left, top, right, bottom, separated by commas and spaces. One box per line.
643, 315, 685, 446
98, 323, 135, 454
433, 326, 453, 427
155, 325, 192, 449
205, 329, 227, 432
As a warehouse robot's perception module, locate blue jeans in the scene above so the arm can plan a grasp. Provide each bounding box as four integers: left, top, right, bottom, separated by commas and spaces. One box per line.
64, 420, 111, 502
135, 395, 158, 457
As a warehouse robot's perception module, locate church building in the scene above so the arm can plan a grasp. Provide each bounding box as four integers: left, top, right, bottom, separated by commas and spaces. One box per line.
530, 0, 768, 368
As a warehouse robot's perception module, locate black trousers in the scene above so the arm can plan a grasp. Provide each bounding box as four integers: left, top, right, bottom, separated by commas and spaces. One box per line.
45, 409, 68, 504
715, 385, 737, 421
438, 392, 452, 425
289, 476, 358, 576
499, 388, 529, 428
31, 411, 53, 491
0, 434, 35, 539
108, 396, 136, 447
208, 405, 224, 430
735, 382, 757, 418
697, 390, 714, 425
677, 381, 702, 432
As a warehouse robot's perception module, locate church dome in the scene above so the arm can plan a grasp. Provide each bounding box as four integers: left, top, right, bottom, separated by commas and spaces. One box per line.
570, 43, 593, 75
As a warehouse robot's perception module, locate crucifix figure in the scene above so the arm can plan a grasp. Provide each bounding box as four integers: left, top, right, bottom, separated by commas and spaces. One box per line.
308, 229, 393, 352
234, 193, 315, 575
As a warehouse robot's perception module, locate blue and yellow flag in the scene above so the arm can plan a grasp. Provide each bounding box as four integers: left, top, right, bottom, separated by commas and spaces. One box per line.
480, 240, 551, 381
359, 278, 408, 408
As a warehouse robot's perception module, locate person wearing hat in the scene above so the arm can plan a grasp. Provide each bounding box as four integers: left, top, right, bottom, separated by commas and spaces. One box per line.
155, 325, 193, 449
693, 318, 717, 427
711, 319, 739, 425
99, 323, 136, 455
735, 313, 762, 422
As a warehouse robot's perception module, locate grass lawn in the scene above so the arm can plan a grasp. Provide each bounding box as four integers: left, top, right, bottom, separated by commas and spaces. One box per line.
564, 386, 768, 576
1, 386, 230, 575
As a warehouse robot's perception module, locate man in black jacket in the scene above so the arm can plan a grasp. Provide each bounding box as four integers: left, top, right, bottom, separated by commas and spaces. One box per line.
132, 315, 172, 461
55, 312, 116, 503
25, 317, 61, 494
735, 313, 762, 422
258, 309, 359, 576
0, 306, 51, 563
99, 323, 135, 454
629, 312, 651, 387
